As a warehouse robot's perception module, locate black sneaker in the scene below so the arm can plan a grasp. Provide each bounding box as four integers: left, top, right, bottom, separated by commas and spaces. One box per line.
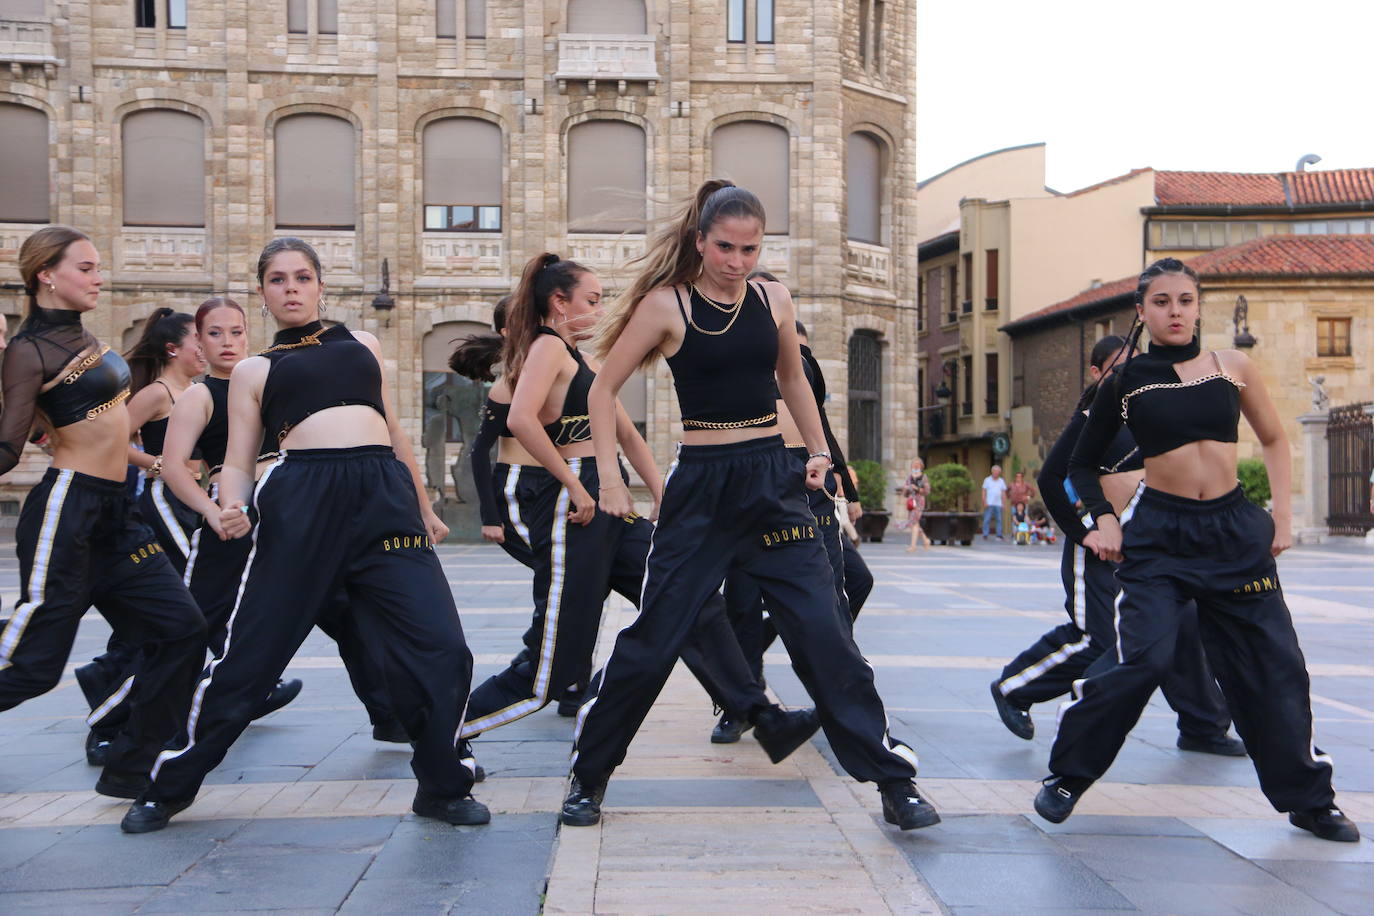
120, 796, 193, 834
990, 681, 1034, 740
457, 739, 486, 783
710, 712, 753, 744
878, 780, 941, 830
95, 768, 150, 800
371, 719, 410, 743
254, 678, 303, 719
412, 790, 490, 826
560, 776, 606, 827
1034, 775, 1093, 823
85, 730, 113, 767
753, 706, 821, 764
1289, 806, 1360, 842
74, 662, 114, 709
557, 685, 585, 717
1176, 733, 1247, 757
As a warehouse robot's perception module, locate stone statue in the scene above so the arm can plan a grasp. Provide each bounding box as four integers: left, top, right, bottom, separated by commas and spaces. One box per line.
1232, 295, 1256, 348
1308, 375, 1330, 412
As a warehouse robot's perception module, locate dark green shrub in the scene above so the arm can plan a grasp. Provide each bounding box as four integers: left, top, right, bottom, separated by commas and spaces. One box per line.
926, 462, 975, 511
850, 459, 889, 511
1237, 458, 1271, 507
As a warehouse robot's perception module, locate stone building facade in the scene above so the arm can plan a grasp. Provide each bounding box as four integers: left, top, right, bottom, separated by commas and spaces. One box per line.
0, 0, 919, 529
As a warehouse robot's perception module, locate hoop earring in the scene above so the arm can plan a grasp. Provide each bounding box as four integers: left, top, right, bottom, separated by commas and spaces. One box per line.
318, 297, 328, 317
261, 304, 269, 318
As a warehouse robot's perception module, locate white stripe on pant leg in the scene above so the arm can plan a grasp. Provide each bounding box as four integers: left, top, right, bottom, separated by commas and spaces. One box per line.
1072, 546, 1088, 631
463, 464, 575, 735
998, 633, 1093, 695
0, 471, 74, 670
569, 453, 680, 768
86, 675, 134, 726
152, 455, 284, 779
182, 525, 203, 588
504, 464, 531, 546
151, 478, 192, 558
1109, 483, 1144, 665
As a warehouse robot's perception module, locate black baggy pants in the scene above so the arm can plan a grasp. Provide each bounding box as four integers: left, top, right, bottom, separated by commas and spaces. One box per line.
1049, 485, 1336, 812
0, 469, 205, 775
571, 437, 918, 787
462, 458, 765, 738
995, 534, 1231, 738
148, 446, 475, 802
138, 477, 201, 575
491, 462, 536, 570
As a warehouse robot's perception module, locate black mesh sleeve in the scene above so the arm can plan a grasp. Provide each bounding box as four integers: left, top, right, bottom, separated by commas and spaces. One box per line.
0, 341, 46, 476
469, 398, 506, 527
1067, 382, 1124, 522
1038, 409, 1091, 545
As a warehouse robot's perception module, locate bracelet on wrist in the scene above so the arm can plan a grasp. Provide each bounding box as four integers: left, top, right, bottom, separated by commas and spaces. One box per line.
148, 455, 164, 479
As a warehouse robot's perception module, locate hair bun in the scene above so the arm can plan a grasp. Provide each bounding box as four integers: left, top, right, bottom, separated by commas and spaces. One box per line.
541, 253, 560, 269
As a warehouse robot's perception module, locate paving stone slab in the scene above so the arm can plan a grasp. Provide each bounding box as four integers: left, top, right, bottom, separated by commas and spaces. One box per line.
604, 778, 821, 808
1253, 859, 1374, 916
899, 851, 1134, 910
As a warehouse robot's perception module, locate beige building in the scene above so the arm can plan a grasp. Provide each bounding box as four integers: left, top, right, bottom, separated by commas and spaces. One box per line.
0, 0, 920, 529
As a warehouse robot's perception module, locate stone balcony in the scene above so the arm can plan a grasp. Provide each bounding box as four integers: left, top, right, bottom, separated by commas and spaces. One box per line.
758, 235, 791, 278
274, 229, 361, 285
417, 232, 505, 286
0, 17, 58, 75
115, 227, 208, 279
844, 239, 892, 291
555, 35, 659, 93
564, 233, 647, 279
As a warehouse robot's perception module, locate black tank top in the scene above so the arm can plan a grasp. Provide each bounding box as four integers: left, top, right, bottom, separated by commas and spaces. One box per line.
534, 326, 594, 447
138, 381, 178, 456
259, 321, 385, 445
665, 282, 778, 430
196, 377, 231, 473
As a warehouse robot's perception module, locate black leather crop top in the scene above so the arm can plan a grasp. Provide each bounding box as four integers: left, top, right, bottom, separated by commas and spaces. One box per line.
1068, 339, 1244, 520
665, 282, 778, 430
534, 326, 594, 447
0, 307, 131, 475
259, 321, 385, 445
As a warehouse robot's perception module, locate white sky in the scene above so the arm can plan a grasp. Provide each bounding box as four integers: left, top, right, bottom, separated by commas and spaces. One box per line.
917, 0, 1374, 191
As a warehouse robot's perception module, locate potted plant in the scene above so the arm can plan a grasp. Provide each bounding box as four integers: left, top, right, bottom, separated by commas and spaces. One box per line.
849, 459, 891, 542
920, 462, 979, 545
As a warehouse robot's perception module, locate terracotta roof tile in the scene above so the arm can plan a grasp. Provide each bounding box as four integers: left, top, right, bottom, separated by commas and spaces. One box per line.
1154, 168, 1374, 207
1286, 168, 1374, 205
1004, 235, 1374, 332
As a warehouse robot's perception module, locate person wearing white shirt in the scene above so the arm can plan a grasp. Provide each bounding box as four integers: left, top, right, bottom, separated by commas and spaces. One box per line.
981, 465, 1008, 540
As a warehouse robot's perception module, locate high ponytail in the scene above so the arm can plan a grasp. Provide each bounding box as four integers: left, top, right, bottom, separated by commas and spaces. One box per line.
448, 295, 511, 382
124, 307, 195, 394
593, 179, 766, 362
502, 254, 589, 390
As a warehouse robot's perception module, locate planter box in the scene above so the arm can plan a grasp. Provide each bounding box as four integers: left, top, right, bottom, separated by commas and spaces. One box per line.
855, 510, 891, 543
921, 511, 980, 546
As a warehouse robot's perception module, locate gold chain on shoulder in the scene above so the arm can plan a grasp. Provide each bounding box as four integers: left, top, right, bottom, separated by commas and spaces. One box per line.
86, 388, 130, 420
260, 329, 325, 354
62, 346, 111, 385
682, 412, 777, 430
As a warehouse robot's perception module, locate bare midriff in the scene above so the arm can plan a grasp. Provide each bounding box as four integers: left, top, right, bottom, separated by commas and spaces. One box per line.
1143, 440, 1240, 501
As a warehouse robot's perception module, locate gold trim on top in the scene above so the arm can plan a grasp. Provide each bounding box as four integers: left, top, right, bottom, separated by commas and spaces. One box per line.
682, 412, 777, 430
61, 346, 111, 386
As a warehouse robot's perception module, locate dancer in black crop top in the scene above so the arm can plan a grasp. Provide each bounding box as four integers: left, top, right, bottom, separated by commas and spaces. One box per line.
0, 227, 206, 803
565, 181, 936, 832
127, 238, 487, 833
1037, 259, 1358, 843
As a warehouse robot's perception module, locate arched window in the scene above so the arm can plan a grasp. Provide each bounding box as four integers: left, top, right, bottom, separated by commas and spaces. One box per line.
423, 118, 502, 232
275, 114, 355, 229
566, 0, 646, 33
567, 121, 646, 234
847, 330, 882, 462
0, 104, 50, 223
846, 132, 884, 244
711, 121, 789, 232
421, 320, 492, 499
122, 109, 205, 227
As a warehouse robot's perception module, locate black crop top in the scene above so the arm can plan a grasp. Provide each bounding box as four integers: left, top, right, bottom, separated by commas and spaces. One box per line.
665, 282, 778, 430
1068, 339, 1244, 520
196, 377, 280, 475
534, 326, 594, 447
1039, 406, 1144, 546
259, 321, 385, 445
138, 381, 178, 457
0, 307, 131, 475
469, 396, 512, 527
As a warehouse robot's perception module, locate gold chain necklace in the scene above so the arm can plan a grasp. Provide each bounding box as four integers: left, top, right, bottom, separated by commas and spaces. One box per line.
260, 327, 325, 354
684, 283, 749, 337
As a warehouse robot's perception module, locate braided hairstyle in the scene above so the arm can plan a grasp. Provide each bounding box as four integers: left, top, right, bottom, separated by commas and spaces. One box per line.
1112, 258, 1201, 397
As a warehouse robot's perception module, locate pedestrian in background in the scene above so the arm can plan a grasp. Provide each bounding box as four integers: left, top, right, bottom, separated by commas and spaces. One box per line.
981, 465, 1007, 540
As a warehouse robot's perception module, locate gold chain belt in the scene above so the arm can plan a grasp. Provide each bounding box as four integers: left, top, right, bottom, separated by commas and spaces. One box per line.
682, 412, 777, 430
86, 388, 130, 420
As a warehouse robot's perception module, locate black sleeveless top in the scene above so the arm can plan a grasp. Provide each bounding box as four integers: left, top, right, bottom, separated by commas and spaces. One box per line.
196, 377, 280, 475
534, 326, 594, 447
259, 321, 385, 445
665, 282, 778, 429
138, 381, 178, 457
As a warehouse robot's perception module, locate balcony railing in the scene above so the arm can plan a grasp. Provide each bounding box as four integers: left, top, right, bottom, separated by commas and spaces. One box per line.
420, 232, 504, 277
556, 35, 660, 92
844, 240, 891, 289
565, 233, 647, 276
274, 229, 360, 282
757, 234, 791, 278
116, 227, 207, 275
920, 403, 958, 440
961, 298, 973, 315
0, 17, 57, 70
984, 297, 999, 311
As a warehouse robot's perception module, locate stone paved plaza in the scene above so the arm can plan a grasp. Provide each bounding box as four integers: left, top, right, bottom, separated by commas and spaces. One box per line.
2, 536, 1371, 914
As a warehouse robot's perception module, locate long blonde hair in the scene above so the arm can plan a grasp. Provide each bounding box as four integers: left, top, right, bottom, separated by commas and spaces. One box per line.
593, 179, 766, 362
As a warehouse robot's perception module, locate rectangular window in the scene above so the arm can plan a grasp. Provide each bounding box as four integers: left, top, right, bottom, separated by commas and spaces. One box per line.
756, 0, 774, 43
1317, 317, 1352, 357
873, 0, 884, 66
916, 274, 926, 332
425, 204, 501, 232
945, 264, 958, 323
985, 352, 999, 415
1095, 318, 1112, 340
961, 251, 972, 310
985, 248, 999, 309
136, 0, 156, 27
858, 0, 869, 65
168, 0, 186, 28
961, 355, 973, 417
287, 0, 307, 33
466, 0, 485, 38
436, 0, 456, 38
727, 0, 745, 42
318, 0, 338, 34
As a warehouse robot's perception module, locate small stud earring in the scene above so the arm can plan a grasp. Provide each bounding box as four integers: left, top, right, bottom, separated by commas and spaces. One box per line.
47, 282, 55, 293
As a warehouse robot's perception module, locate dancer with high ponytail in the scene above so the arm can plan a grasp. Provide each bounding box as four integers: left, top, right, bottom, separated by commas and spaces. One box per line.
0, 227, 205, 800
124, 237, 485, 832
562, 181, 937, 831
1035, 258, 1359, 842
